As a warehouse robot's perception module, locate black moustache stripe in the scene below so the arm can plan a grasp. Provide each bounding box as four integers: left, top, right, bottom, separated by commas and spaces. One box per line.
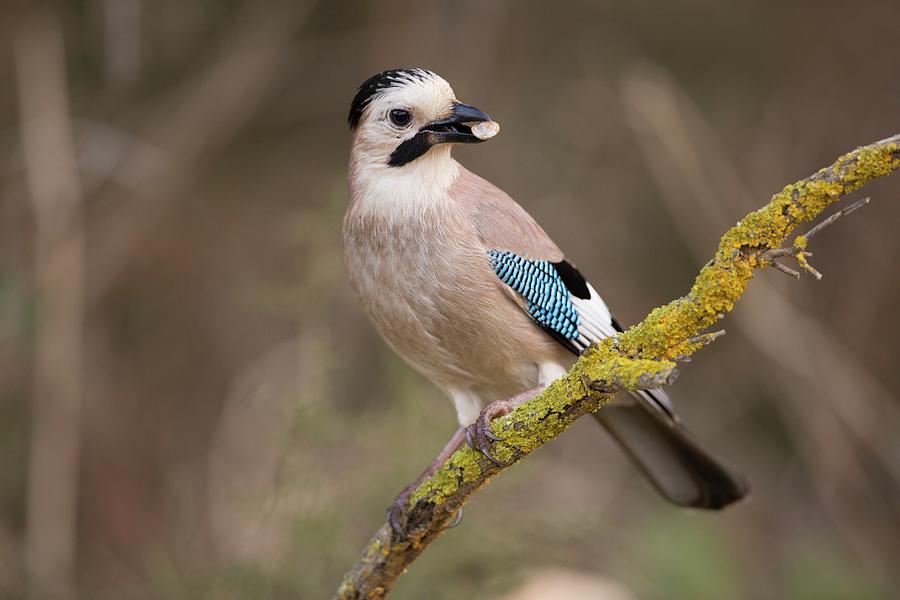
388, 131, 434, 167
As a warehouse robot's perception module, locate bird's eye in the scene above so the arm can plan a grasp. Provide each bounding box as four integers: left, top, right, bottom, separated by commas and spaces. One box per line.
389, 109, 412, 127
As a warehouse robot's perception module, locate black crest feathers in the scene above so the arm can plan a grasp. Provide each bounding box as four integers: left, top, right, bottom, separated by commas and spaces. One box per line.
348, 68, 433, 129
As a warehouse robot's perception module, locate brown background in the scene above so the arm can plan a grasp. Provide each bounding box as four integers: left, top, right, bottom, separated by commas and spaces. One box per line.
1, 1, 899, 598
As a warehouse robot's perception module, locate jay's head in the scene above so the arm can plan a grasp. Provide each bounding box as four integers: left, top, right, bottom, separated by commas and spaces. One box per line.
348, 69, 494, 169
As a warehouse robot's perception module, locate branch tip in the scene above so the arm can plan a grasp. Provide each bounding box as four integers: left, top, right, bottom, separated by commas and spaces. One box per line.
762, 195, 873, 280
805, 196, 871, 241
770, 259, 801, 279
687, 329, 727, 346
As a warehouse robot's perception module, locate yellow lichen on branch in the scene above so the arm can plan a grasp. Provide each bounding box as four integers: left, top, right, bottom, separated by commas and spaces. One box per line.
615, 137, 899, 361
335, 134, 900, 600
409, 341, 678, 506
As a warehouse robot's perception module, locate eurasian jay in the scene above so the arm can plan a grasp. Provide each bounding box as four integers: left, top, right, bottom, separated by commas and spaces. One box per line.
343, 69, 748, 532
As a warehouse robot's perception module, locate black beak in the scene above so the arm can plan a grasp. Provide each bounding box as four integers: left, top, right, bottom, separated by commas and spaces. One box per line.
388, 101, 493, 167
419, 102, 493, 144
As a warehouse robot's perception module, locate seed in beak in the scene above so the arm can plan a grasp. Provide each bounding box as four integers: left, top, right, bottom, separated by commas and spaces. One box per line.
471, 120, 500, 140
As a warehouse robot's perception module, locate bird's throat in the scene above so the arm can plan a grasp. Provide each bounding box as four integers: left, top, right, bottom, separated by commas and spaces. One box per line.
348, 151, 459, 226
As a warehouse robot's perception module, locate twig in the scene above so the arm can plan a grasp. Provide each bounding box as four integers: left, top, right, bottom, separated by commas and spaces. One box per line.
761, 197, 872, 280
687, 329, 726, 346
769, 259, 801, 279
672, 330, 726, 362
806, 196, 871, 241
336, 135, 900, 599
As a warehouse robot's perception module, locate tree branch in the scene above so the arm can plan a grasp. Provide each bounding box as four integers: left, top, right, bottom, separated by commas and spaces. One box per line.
335, 133, 900, 599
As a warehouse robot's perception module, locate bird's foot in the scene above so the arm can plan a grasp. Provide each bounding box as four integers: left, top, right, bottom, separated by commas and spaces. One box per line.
387, 426, 468, 536
464, 386, 542, 465
387, 483, 416, 535
465, 400, 513, 465
387, 484, 464, 535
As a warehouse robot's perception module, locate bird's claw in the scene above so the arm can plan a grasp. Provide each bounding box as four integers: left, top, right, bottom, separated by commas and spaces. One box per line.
447, 507, 463, 528
464, 400, 511, 466
484, 429, 503, 442
387, 485, 414, 536
388, 487, 464, 535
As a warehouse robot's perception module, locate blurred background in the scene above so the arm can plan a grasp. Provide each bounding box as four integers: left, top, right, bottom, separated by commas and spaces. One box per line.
1, 1, 899, 598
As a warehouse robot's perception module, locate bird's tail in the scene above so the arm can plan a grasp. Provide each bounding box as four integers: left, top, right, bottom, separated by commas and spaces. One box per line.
592, 389, 749, 509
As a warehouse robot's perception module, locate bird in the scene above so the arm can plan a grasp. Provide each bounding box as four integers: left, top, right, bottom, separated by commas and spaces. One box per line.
343, 68, 748, 532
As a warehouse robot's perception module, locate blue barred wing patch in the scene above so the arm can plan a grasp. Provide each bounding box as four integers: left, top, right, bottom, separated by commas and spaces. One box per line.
488, 250, 581, 340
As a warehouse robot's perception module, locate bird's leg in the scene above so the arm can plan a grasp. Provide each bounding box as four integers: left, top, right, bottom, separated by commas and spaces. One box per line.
388, 426, 467, 535
465, 385, 543, 465
388, 387, 542, 533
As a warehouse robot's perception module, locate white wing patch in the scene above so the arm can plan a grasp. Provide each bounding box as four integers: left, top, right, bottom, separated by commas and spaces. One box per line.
572, 284, 676, 416
570, 282, 618, 350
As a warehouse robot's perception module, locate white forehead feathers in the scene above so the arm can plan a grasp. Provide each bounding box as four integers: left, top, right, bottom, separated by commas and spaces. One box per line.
348, 69, 455, 130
